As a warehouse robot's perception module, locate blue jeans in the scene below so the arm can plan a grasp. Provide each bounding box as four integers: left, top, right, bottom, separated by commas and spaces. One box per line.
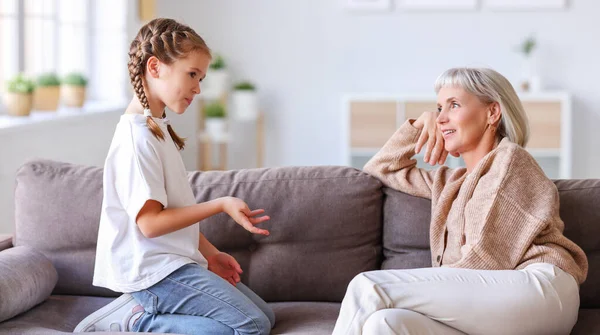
131, 263, 275, 335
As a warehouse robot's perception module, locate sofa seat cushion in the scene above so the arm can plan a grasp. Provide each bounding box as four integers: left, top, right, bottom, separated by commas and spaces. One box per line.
0, 295, 340, 335
270, 302, 340, 334
0, 246, 58, 323
0, 295, 170, 334
571, 309, 600, 335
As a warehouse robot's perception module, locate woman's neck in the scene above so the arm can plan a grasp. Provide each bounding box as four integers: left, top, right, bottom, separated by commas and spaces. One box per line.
462, 135, 499, 173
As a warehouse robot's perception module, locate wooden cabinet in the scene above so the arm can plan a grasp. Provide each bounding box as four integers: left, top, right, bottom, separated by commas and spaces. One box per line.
344, 92, 572, 179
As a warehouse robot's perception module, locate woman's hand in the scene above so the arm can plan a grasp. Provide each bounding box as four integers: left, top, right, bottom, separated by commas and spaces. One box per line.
206, 252, 242, 286
412, 112, 458, 166
222, 197, 270, 236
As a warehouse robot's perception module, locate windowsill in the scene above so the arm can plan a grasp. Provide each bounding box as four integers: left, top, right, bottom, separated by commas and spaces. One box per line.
0, 100, 127, 132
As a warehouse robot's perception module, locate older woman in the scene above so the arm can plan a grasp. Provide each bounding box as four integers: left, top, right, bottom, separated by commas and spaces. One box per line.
332, 68, 588, 335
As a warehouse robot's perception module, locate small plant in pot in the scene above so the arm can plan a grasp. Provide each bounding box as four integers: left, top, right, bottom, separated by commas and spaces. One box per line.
202, 54, 229, 99
203, 101, 227, 140
61, 72, 87, 107
34, 73, 61, 111
4, 74, 36, 117
231, 80, 258, 121
516, 35, 540, 92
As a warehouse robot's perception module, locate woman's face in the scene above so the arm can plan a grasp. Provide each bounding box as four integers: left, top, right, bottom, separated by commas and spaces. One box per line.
436, 86, 492, 155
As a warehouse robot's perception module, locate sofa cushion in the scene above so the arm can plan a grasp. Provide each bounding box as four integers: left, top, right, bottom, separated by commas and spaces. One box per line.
0, 246, 58, 323
0, 295, 169, 334
380, 187, 432, 270
188, 166, 383, 302
270, 302, 339, 335
14, 160, 383, 302
555, 179, 600, 308
14, 160, 118, 297
381, 179, 600, 308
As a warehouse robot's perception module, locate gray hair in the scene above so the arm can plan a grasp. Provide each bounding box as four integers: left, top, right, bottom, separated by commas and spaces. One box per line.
434, 67, 529, 147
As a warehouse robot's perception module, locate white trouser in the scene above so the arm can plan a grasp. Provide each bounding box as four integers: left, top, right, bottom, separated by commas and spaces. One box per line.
332, 263, 580, 335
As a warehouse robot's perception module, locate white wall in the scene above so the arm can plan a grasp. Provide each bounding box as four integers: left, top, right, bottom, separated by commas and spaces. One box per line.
0, 108, 123, 234
158, 0, 600, 178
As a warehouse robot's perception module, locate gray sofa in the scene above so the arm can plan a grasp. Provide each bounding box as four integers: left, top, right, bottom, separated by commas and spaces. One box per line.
0, 159, 598, 334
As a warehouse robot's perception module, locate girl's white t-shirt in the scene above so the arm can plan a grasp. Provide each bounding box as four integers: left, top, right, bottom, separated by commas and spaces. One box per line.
93, 114, 207, 293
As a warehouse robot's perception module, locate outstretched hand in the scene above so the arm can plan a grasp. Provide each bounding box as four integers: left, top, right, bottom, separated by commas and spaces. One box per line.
222, 197, 270, 236
206, 252, 242, 286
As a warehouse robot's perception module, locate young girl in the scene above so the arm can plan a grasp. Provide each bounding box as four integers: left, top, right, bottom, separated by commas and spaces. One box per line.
74, 18, 275, 335
333, 68, 588, 335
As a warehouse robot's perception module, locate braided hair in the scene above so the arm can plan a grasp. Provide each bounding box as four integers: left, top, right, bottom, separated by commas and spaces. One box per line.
128, 18, 211, 150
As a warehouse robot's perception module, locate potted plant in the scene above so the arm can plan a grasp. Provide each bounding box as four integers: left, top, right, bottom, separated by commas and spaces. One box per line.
4, 74, 36, 116
231, 81, 259, 121
202, 54, 229, 99
34, 73, 61, 111
61, 72, 87, 107
203, 101, 227, 139
516, 36, 540, 92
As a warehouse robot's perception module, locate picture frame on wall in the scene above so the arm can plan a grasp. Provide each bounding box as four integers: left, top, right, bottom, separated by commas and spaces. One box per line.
484, 0, 567, 10
398, 0, 478, 11
344, 0, 392, 11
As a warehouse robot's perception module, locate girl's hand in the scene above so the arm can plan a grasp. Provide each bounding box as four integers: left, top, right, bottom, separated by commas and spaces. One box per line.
206, 252, 242, 286
222, 197, 270, 236
412, 111, 458, 166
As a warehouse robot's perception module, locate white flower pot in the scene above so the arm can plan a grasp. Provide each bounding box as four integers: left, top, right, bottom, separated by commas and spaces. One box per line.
205, 118, 227, 139
231, 91, 259, 121
520, 53, 542, 92
202, 70, 229, 99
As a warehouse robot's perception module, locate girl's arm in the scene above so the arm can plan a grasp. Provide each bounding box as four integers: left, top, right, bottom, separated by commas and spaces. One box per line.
136, 196, 270, 238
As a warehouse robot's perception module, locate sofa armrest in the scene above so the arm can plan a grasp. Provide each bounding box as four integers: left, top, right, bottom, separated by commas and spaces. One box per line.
0, 234, 12, 252
0, 246, 58, 322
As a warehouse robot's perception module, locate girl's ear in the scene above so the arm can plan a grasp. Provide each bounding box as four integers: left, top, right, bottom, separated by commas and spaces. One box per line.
146, 56, 160, 79
488, 101, 502, 125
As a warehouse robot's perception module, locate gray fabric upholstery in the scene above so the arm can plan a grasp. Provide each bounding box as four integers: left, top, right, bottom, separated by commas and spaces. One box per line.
270, 302, 340, 334
0, 295, 173, 335
0, 234, 12, 252
14, 160, 117, 298
7, 159, 600, 333
380, 188, 431, 270
188, 166, 383, 302
0, 295, 335, 335
0, 246, 58, 323
14, 160, 383, 302
571, 309, 600, 335
555, 179, 600, 309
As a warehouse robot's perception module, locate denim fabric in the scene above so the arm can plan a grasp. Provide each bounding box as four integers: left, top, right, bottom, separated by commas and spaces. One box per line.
131, 263, 274, 335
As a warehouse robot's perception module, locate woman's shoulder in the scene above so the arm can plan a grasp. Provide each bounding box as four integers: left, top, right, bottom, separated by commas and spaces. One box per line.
494, 138, 546, 176
492, 138, 558, 203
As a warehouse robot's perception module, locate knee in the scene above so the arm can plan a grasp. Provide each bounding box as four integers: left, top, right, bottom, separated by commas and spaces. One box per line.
256, 313, 272, 335
347, 271, 378, 298
264, 307, 276, 329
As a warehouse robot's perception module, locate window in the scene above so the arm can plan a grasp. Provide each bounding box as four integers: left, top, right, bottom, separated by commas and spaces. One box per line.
0, 0, 129, 107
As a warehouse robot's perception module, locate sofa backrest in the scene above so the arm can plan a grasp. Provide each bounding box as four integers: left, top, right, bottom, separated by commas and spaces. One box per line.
382, 179, 600, 308
14, 159, 383, 302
